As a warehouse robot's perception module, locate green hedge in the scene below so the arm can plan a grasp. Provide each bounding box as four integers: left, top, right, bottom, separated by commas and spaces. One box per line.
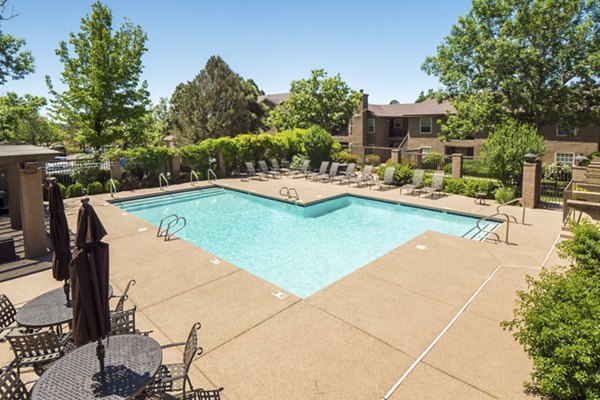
377, 163, 414, 185
443, 177, 500, 198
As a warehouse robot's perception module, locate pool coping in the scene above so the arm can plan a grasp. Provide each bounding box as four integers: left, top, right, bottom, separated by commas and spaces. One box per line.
109, 182, 505, 225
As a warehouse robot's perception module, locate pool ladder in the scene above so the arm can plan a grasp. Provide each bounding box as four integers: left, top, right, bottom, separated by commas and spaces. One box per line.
190, 170, 200, 186
159, 173, 169, 191
279, 186, 299, 200
463, 198, 524, 244
157, 214, 187, 241
207, 169, 217, 183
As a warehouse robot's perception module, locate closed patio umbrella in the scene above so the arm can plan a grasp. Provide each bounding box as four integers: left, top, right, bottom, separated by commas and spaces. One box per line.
47, 178, 72, 304
69, 197, 110, 371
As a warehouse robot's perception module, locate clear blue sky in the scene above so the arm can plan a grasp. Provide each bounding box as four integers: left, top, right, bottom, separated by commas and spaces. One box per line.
4, 0, 472, 106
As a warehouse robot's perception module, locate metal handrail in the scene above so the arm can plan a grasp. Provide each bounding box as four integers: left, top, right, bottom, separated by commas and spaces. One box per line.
472, 212, 512, 243
279, 186, 300, 200
157, 214, 178, 237
159, 173, 169, 191
164, 216, 186, 241
190, 170, 200, 186
207, 169, 217, 182
397, 134, 409, 151
496, 197, 525, 224
109, 178, 118, 199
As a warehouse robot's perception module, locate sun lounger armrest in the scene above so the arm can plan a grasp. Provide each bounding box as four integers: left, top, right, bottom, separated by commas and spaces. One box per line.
160, 341, 186, 349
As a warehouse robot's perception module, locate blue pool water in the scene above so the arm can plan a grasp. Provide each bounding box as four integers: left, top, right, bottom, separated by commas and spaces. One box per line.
116, 188, 497, 298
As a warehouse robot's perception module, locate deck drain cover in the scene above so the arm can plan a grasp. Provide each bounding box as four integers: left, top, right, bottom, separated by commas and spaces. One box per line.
416, 245, 426, 250
121, 212, 128, 216
137, 228, 148, 232
272, 290, 287, 299
209, 258, 221, 265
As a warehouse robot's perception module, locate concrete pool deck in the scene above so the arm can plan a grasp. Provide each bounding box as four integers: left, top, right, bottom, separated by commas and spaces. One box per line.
0, 176, 566, 399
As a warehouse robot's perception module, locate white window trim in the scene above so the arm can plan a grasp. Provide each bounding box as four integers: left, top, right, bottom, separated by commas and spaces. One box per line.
556, 125, 576, 137
420, 146, 433, 154
420, 117, 432, 134
393, 118, 403, 128
555, 152, 575, 165
368, 118, 376, 134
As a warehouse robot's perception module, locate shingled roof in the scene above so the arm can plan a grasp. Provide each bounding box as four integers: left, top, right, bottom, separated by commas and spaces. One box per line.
368, 98, 455, 117
257, 93, 290, 106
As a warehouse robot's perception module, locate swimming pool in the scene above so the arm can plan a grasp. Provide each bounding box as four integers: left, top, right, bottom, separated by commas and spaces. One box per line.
116, 188, 497, 298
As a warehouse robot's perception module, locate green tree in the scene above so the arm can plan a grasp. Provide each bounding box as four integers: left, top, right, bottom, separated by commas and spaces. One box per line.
0, 92, 62, 145
422, 0, 600, 135
0, 1, 35, 85
503, 221, 600, 399
167, 56, 263, 145
302, 125, 335, 168
46, 1, 150, 149
122, 97, 169, 147
268, 69, 362, 134
480, 118, 545, 184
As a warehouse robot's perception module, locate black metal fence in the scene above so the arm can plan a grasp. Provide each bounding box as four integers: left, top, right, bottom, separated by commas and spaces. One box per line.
539, 164, 572, 209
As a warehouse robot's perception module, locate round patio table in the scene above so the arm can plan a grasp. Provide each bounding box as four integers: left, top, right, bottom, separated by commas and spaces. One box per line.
16, 285, 113, 329
31, 334, 162, 400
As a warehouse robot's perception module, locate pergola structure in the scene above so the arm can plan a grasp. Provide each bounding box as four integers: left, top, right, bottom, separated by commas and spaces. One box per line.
0, 144, 60, 258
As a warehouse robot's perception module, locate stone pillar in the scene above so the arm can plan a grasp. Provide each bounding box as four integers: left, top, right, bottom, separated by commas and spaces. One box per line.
216, 152, 226, 177
170, 155, 181, 178
7, 164, 22, 229
391, 149, 400, 164
522, 161, 541, 209
19, 162, 47, 258
571, 165, 586, 182
452, 153, 463, 179
110, 163, 122, 181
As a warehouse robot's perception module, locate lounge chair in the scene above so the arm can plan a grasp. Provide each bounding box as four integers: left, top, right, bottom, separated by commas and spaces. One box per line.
370, 166, 396, 190
418, 171, 446, 199
305, 161, 329, 181
399, 169, 424, 195
316, 162, 340, 183
290, 160, 310, 179
348, 165, 374, 187
270, 159, 291, 175
258, 160, 282, 179
331, 163, 356, 185
244, 162, 268, 181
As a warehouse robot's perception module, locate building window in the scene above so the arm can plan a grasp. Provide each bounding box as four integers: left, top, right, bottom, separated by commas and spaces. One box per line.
420, 118, 432, 134
556, 125, 576, 137
368, 118, 376, 134
420, 146, 432, 154
555, 152, 574, 165
393, 118, 403, 128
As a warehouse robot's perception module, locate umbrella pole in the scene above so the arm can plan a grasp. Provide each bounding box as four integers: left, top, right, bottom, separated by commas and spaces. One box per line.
96, 340, 105, 372
63, 279, 71, 306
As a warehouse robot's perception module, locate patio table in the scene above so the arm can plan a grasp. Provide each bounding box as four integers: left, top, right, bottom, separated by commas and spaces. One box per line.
31, 334, 162, 400
16, 285, 113, 329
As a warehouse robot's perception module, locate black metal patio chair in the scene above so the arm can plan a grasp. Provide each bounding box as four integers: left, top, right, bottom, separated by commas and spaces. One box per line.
0, 364, 34, 400
5, 328, 73, 376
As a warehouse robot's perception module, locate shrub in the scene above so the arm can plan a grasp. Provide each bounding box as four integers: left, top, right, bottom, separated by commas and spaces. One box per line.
442, 178, 500, 198
364, 154, 381, 166
378, 163, 414, 185
57, 183, 67, 199
422, 152, 443, 170
503, 221, 600, 399
443, 163, 452, 174
73, 167, 111, 187
86, 181, 104, 195
333, 150, 360, 164
66, 183, 84, 198
494, 186, 516, 204
104, 179, 120, 193
543, 162, 572, 181
290, 154, 308, 169
303, 126, 335, 169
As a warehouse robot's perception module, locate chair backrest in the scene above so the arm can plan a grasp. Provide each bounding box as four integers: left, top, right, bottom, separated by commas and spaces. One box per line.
183, 322, 203, 373
0, 295, 16, 330
345, 163, 356, 176
270, 159, 280, 169
245, 162, 256, 173
0, 366, 29, 400
383, 167, 395, 183
300, 160, 310, 172
361, 165, 373, 179
431, 171, 445, 189
412, 169, 425, 185
114, 279, 136, 312
329, 162, 339, 176
318, 161, 329, 174
109, 307, 137, 336
7, 329, 62, 361
258, 160, 268, 171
